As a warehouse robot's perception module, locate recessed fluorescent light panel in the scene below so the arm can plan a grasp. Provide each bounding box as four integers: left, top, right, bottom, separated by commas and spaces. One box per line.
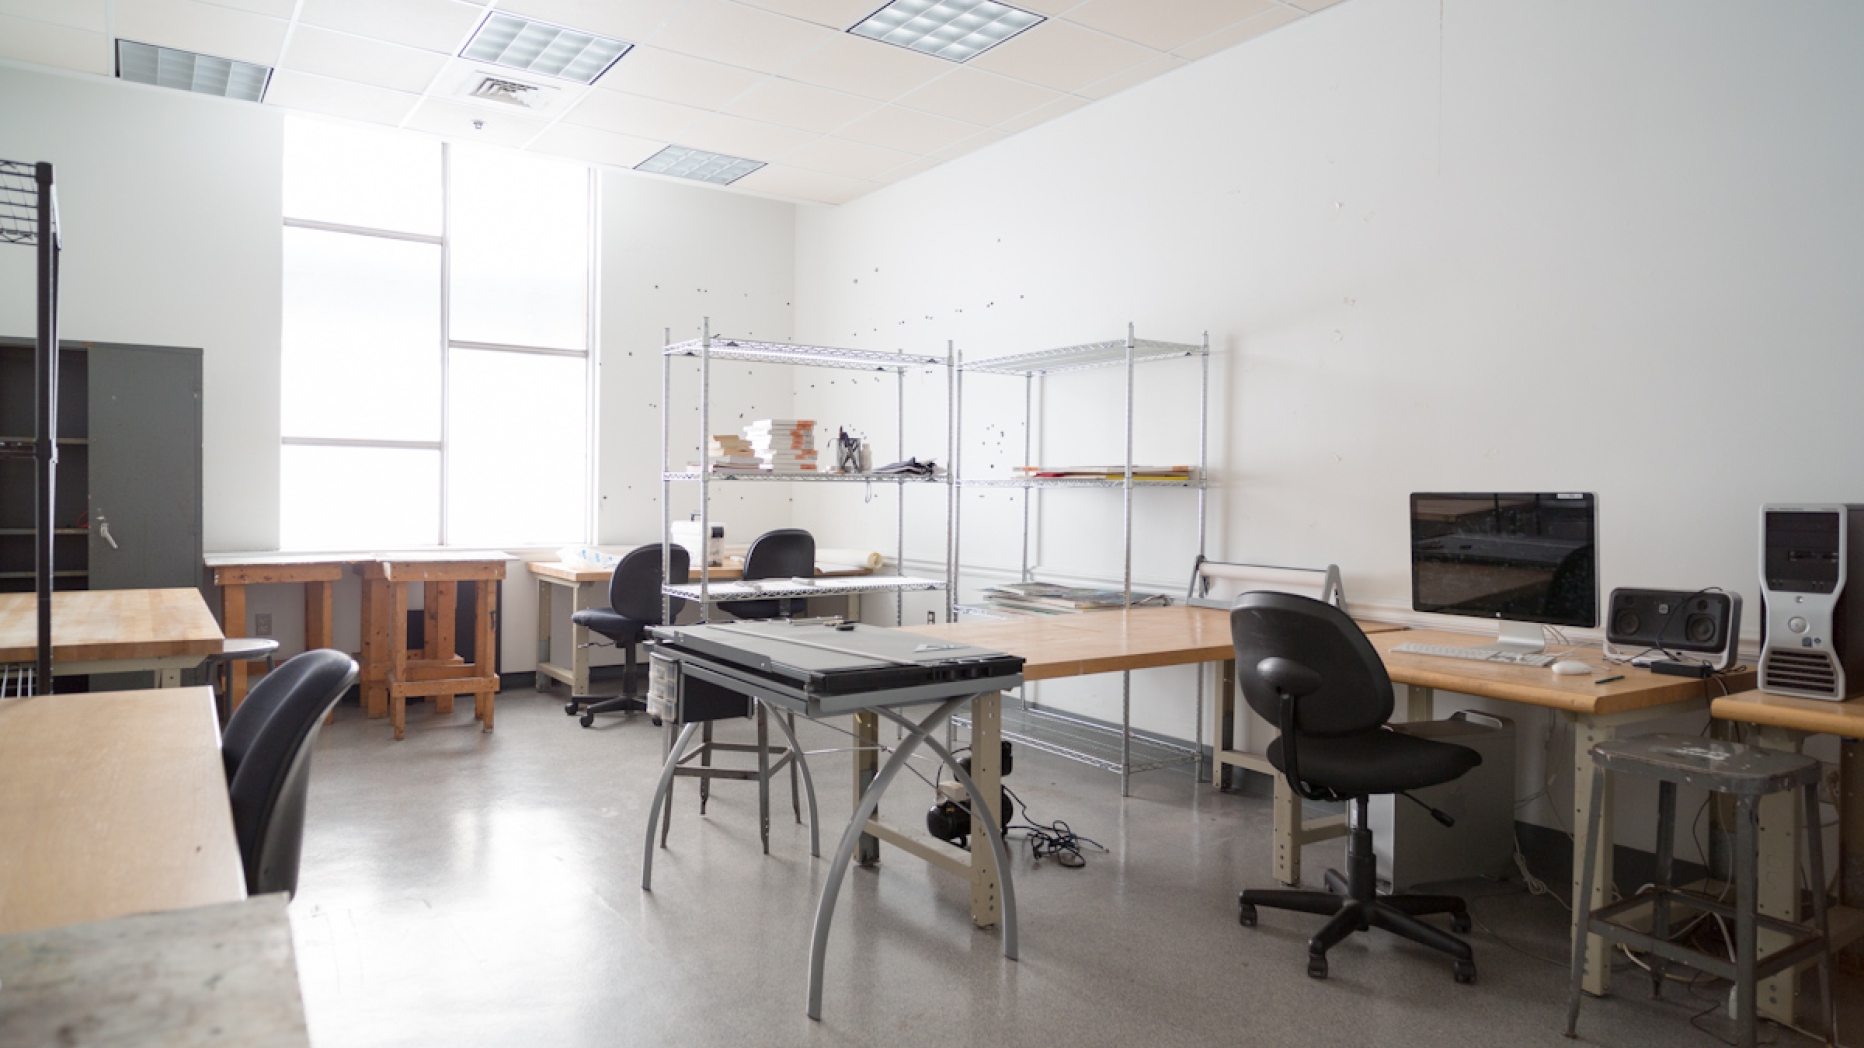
460, 12, 632, 85
115, 40, 271, 101
634, 146, 765, 186
849, 0, 1043, 62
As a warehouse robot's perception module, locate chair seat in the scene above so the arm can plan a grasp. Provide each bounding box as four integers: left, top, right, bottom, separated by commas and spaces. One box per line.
572, 607, 648, 645
1269, 727, 1481, 797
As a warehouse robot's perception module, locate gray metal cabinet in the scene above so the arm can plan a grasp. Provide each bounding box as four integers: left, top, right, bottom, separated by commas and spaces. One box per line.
86, 344, 203, 591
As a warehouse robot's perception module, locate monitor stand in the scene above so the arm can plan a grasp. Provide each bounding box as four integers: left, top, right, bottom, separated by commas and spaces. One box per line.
1493, 619, 1546, 654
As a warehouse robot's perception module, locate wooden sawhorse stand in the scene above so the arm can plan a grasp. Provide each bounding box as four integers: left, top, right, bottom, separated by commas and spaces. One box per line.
357, 557, 504, 740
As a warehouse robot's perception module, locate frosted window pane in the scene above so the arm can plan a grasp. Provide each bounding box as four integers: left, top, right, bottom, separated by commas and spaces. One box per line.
282, 117, 442, 235
449, 147, 588, 350
281, 227, 442, 441
281, 445, 439, 550
446, 349, 586, 546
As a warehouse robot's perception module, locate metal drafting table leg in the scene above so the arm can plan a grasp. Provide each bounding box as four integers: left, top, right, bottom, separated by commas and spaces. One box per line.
756, 702, 771, 855
534, 575, 552, 691
852, 710, 880, 866
807, 695, 1008, 1020
1120, 670, 1132, 797
643, 721, 702, 891
766, 705, 820, 857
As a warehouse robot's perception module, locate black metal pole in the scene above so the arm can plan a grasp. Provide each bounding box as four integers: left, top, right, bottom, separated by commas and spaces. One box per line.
33, 161, 57, 695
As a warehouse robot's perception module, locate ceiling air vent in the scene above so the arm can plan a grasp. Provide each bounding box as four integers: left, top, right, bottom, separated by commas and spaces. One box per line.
468, 76, 541, 108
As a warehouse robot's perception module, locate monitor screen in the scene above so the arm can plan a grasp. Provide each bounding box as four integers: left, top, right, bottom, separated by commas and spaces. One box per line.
1410, 493, 1598, 628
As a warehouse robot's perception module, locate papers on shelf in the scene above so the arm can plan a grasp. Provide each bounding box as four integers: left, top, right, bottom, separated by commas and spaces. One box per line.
980, 581, 1171, 615
1014, 465, 1195, 480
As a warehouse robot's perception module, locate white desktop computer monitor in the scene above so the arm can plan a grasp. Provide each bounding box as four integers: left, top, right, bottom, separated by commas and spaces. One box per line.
1410, 492, 1599, 653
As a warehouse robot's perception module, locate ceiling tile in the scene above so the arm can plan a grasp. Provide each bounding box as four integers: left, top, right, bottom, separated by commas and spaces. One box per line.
0, 15, 109, 74
1171, 4, 1300, 59
528, 122, 663, 168
782, 135, 917, 181
873, 153, 942, 185
1287, 0, 1343, 10
930, 127, 1006, 161
298, 0, 483, 55
592, 45, 764, 109
406, 97, 549, 145
993, 91, 1088, 132
1063, 0, 1278, 53
281, 25, 447, 93
494, 0, 686, 43
198, 0, 296, 16
112, 0, 288, 66
264, 69, 422, 124
1074, 50, 1184, 100
833, 104, 980, 154
777, 31, 950, 101
721, 77, 879, 133
967, 18, 1155, 94
895, 66, 1060, 127
0, 0, 107, 32
1007, 0, 1083, 14
677, 112, 819, 162
646, 0, 839, 75
562, 89, 708, 141
732, 0, 877, 31
732, 162, 874, 205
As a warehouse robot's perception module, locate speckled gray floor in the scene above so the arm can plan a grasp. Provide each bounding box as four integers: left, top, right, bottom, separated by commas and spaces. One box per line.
290, 687, 1857, 1048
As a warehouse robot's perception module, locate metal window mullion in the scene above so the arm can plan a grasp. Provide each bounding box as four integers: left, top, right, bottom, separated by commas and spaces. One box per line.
447, 339, 587, 358
582, 165, 598, 545
282, 436, 443, 451
438, 143, 451, 546
283, 216, 443, 245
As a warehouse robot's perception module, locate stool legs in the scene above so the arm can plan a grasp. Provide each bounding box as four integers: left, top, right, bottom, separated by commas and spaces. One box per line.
1735, 796, 1759, 1048
1802, 781, 1836, 1043
1650, 780, 1677, 999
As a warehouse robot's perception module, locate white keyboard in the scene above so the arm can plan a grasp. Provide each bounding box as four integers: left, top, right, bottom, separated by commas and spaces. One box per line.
1390, 642, 1558, 667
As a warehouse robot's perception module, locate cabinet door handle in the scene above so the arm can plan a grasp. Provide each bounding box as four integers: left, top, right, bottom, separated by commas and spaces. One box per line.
99, 520, 119, 549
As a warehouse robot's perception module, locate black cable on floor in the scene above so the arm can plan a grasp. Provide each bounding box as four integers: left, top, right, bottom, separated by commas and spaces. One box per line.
1002, 785, 1105, 868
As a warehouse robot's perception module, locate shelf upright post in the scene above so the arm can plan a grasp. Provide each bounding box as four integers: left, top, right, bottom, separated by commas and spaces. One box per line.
32, 162, 58, 694
660, 326, 672, 628
1120, 323, 1136, 796
1194, 330, 1210, 781
946, 342, 959, 622
896, 350, 905, 626
698, 318, 711, 623
1020, 372, 1032, 583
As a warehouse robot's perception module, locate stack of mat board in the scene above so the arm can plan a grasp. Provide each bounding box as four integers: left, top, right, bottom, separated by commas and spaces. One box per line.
982, 581, 1171, 615
1013, 465, 1195, 481
709, 434, 761, 472
746, 419, 817, 472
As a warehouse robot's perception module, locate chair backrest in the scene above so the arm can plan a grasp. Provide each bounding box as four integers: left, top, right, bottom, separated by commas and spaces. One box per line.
223, 649, 358, 897
610, 543, 690, 624
1230, 591, 1392, 738
742, 528, 815, 580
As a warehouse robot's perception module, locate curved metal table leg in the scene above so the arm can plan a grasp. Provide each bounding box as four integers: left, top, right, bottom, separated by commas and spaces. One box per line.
887, 711, 1018, 961
643, 721, 700, 892
806, 696, 964, 1020
766, 701, 820, 858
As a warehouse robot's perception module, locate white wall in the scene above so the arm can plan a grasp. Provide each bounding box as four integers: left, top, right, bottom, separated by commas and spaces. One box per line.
791, 0, 1864, 849
0, 61, 283, 552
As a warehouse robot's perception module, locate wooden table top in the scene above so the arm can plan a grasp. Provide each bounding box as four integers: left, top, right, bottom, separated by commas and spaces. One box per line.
1369, 629, 1757, 716
356, 553, 510, 582
1712, 689, 1864, 739
528, 558, 874, 584
0, 588, 224, 664
0, 895, 308, 1047
0, 687, 246, 936
207, 552, 355, 586
908, 605, 1403, 682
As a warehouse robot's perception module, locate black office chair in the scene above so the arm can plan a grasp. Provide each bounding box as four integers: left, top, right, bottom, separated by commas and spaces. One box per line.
1230, 591, 1482, 983
718, 528, 814, 621
222, 648, 358, 897
564, 544, 689, 728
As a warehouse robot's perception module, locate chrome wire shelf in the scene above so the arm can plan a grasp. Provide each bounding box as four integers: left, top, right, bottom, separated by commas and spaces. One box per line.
958, 338, 1204, 376
664, 337, 946, 372
663, 470, 944, 483
663, 575, 946, 603
958, 475, 1197, 489
0, 160, 52, 246
953, 693, 1202, 776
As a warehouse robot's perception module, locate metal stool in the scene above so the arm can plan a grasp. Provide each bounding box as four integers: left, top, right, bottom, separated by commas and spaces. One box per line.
205, 637, 280, 725
1565, 734, 1834, 1048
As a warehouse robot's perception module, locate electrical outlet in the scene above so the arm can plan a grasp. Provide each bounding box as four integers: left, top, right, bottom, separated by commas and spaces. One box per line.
254, 613, 273, 637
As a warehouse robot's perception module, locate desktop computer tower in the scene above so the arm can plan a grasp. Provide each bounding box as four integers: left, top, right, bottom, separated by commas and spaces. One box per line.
1370, 710, 1516, 891
1759, 504, 1864, 701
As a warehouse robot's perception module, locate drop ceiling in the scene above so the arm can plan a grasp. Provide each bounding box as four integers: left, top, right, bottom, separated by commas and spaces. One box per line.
0, 0, 1343, 205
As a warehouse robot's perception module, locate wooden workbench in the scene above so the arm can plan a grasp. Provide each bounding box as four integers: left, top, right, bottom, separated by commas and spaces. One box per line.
0, 686, 246, 936
207, 552, 357, 712
357, 554, 506, 740
0, 588, 223, 686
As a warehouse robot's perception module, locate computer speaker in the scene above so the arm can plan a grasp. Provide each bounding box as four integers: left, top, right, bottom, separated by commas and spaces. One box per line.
1603, 588, 1742, 671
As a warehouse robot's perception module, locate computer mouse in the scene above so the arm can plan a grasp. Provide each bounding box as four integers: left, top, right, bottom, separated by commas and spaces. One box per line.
1551, 660, 1593, 676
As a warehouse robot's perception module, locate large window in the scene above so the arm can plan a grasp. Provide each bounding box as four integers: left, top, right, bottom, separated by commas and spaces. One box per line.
279, 118, 593, 549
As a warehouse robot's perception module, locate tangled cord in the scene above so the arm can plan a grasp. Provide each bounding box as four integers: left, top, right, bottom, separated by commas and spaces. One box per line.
1002, 786, 1106, 868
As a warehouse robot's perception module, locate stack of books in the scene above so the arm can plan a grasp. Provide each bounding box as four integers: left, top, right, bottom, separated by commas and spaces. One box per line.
981, 581, 1171, 615
1014, 465, 1196, 481
708, 434, 761, 473
746, 419, 817, 472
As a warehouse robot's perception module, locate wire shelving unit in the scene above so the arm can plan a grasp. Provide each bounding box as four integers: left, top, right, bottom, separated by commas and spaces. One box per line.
659, 320, 954, 624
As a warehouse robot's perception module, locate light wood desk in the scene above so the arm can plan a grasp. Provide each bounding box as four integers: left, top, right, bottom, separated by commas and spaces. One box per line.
527, 557, 873, 695
0, 895, 310, 1047
0, 588, 223, 686
357, 553, 505, 740
207, 552, 358, 712
1712, 689, 1864, 1022
1367, 629, 1756, 998
0, 686, 245, 936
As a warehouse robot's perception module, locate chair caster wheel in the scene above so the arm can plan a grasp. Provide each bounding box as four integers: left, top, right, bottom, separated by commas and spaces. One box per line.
579, 712, 595, 728
563, 702, 579, 716
1453, 960, 1477, 984
1307, 954, 1328, 979
1452, 912, 1472, 934
1238, 901, 1257, 927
